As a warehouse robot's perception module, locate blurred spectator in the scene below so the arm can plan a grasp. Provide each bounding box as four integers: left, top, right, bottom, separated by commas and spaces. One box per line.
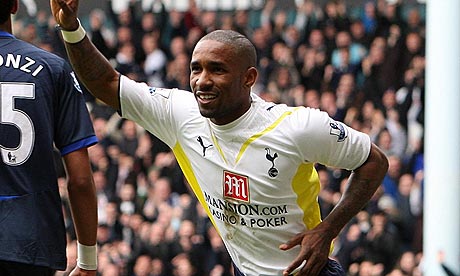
381, 155, 403, 201
361, 1, 378, 36
334, 222, 366, 271
161, 9, 188, 49
395, 250, 418, 275
375, 128, 397, 158
115, 41, 145, 79
88, 8, 116, 59
396, 57, 425, 160
317, 168, 336, 218
132, 254, 153, 276
395, 173, 421, 248
297, 46, 327, 91
266, 65, 300, 104
331, 30, 366, 69
320, 90, 346, 122
335, 73, 358, 112
142, 31, 167, 87
95, 170, 111, 224
405, 7, 425, 37
119, 183, 138, 215
164, 52, 190, 90
349, 19, 372, 48
399, 32, 424, 79
361, 36, 388, 106
101, 262, 123, 276
171, 253, 198, 276
294, 0, 320, 41
364, 211, 401, 274
303, 89, 321, 109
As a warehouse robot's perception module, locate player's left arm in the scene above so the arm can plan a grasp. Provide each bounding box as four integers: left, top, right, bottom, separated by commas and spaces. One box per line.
281, 143, 388, 276
320, 142, 388, 237
63, 148, 98, 276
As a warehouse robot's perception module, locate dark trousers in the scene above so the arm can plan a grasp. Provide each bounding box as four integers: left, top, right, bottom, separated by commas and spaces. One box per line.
0, 260, 55, 276
233, 258, 345, 276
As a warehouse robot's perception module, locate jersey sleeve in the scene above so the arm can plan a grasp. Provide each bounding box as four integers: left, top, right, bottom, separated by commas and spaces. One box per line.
119, 76, 187, 148
54, 62, 97, 155
292, 107, 371, 171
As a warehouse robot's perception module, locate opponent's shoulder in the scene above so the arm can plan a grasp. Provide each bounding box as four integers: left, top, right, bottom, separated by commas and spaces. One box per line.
14, 39, 64, 61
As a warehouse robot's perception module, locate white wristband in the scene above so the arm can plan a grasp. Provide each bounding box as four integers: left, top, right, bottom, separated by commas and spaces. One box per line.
77, 241, 97, 270
61, 19, 86, 44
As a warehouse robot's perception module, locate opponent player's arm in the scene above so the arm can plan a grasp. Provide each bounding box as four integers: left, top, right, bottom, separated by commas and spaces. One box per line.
50, 0, 120, 110
63, 148, 98, 272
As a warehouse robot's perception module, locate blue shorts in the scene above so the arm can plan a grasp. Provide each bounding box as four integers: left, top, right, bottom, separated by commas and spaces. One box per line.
233, 258, 345, 276
318, 259, 345, 276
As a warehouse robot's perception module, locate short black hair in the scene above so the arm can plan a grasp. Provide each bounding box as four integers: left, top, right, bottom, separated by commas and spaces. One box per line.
198, 30, 257, 68
0, 0, 14, 25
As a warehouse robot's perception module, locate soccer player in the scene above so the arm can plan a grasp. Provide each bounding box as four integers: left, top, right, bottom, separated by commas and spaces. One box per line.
0, 1, 98, 275
50, 0, 389, 275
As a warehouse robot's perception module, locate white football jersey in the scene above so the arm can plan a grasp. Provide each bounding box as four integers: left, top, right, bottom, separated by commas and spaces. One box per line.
120, 76, 371, 275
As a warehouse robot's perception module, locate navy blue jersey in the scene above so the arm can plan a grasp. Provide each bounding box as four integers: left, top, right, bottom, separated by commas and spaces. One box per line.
0, 31, 97, 270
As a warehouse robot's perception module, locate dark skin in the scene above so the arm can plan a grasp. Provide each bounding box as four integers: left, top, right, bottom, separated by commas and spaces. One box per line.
190, 40, 257, 125
50, 0, 389, 274
280, 145, 387, 275
2, 1, 97, 275
64, 150, 98, 276
50, 0, 259, 125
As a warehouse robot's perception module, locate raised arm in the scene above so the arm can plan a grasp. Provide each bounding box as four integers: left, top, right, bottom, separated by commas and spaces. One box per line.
50, 0, 120, 109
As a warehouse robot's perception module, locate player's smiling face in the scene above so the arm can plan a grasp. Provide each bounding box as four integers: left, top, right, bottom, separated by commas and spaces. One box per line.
190, 40, 252, 125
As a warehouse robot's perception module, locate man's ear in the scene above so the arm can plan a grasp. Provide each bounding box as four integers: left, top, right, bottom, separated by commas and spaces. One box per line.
244, 67, 258, 88
11, 0, 19, 14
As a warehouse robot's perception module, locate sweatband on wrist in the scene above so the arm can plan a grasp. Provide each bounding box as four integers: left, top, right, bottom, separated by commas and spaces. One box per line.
77, 241, 97, 270
60, 19, 86, 44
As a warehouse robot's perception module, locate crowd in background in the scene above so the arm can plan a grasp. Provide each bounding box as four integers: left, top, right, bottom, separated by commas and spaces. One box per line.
13, 0, 430, 275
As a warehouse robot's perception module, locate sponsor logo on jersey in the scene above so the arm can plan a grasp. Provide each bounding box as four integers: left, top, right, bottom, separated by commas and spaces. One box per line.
8, 152, 16, 163
204, 192, 289, 228
223, 171, 249, 202
149, 87, 171, 98
197, 136, 213, 157
329, 121, 348, 142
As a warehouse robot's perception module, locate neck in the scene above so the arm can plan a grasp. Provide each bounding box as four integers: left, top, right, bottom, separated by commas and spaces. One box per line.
0, 20, 13, 34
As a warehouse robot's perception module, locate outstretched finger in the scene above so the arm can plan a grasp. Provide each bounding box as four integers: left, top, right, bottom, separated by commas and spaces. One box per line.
279, 233, 304, 251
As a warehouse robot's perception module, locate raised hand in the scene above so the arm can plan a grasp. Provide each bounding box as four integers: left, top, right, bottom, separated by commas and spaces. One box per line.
50, 0, 79, 30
